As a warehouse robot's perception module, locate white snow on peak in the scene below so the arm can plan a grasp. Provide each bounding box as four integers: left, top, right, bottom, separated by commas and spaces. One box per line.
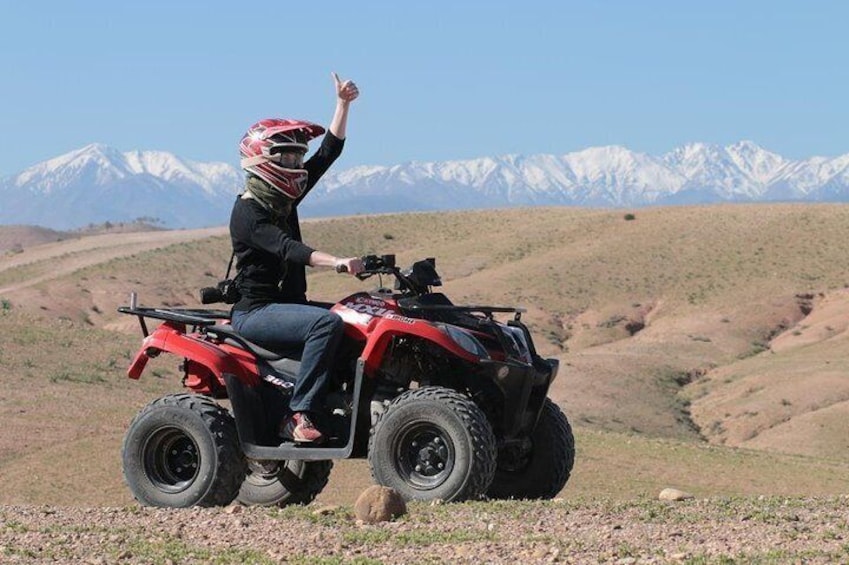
14, 143, 132, 192
4, 140, 849, 229
9, 144, 241, 197
725, 140, 788, 184
122, 150, 239, 195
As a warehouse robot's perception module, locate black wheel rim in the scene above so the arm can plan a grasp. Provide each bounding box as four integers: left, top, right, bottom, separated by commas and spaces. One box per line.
394, 422, 455, 490
143, 427, 200, 493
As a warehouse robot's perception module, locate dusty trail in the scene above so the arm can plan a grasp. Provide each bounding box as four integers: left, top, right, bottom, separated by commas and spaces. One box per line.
0, 226, 227, 295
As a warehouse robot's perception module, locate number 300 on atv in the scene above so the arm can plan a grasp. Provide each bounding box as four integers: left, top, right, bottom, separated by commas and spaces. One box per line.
119, 255, 575, 507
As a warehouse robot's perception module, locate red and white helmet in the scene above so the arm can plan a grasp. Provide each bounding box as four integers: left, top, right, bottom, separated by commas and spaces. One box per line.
239, 118, 326, 199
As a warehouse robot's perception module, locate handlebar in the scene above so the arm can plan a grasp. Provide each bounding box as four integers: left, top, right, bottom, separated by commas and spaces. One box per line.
335, 254, 435, 295
336, 254, 397, 279
362, 254, 396, 272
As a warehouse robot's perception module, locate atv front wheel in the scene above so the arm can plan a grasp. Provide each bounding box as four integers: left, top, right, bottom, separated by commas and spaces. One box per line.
368, 387, 497, 502
486, 398, 575, 500
237, 459, 333, 507
122, 394, 246, 508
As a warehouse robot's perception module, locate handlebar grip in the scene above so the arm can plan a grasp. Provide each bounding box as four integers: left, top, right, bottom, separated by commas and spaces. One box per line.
335, 264, 348, 273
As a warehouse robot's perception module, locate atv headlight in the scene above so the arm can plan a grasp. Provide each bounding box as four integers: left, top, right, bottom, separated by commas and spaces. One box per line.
437, 324, 490, 360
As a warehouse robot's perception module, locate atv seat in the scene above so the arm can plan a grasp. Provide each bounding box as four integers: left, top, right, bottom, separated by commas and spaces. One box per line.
205, 324, 287, 361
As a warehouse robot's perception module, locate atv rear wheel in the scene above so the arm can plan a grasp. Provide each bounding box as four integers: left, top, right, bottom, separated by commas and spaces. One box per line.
368, 387, 497, 502
122, 393, 246, 508
486, 398, 575, 500
237, 459, 333, 507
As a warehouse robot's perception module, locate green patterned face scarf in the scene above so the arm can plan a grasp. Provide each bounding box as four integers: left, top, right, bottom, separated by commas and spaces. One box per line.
245, 175, 292, 220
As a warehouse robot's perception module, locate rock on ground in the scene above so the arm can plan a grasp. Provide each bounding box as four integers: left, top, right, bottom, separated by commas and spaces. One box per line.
354, 485, 407, 523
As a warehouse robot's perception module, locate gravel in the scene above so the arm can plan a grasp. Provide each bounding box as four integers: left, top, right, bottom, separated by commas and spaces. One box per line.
2, 496, 848, 564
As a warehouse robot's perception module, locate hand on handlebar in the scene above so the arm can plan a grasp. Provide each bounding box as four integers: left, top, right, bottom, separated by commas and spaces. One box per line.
334, 257, 364, 276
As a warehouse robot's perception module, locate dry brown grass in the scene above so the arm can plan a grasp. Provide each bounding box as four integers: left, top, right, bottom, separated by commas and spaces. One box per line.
2, 203, 849, 506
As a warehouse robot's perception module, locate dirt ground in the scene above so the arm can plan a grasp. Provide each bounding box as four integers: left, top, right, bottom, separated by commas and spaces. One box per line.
2, 496, 848, 564
3, 209, 849, 564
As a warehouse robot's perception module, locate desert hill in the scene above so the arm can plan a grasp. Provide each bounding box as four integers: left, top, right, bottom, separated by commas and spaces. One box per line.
0, 225, 69, 253
1, 204, 849, 508
0, 221, 164, 254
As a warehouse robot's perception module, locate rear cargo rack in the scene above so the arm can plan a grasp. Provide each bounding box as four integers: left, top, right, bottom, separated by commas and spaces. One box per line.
117, 293, 230, 337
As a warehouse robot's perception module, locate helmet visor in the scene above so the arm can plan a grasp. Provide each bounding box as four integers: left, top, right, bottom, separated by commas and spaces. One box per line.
268, 143, 307, 168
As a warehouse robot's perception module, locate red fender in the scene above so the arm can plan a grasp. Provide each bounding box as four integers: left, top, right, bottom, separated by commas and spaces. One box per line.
127, 322, 258, 386
360, 317, 478, 374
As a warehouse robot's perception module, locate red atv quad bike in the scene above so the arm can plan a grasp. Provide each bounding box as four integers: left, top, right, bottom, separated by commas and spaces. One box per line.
118, 254, 574, 508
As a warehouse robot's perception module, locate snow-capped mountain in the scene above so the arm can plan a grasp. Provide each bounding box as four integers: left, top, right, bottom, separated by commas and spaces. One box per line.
298, 141, 849, 217
2, 141, 849, 230
0, 144, 243, 229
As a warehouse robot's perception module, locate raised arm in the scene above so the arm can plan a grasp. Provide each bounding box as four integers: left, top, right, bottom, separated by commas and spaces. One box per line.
328, 72, 360, 140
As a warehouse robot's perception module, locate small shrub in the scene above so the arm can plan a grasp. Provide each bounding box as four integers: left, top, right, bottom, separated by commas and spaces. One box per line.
50, 371, 106, 385
623, 213, 636, 221
1, 298, 11, 312
738, 341, 769, 359
383, 233, 395, 240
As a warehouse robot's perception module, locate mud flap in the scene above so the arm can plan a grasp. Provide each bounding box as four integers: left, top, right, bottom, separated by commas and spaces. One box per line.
224, 373, 283, 447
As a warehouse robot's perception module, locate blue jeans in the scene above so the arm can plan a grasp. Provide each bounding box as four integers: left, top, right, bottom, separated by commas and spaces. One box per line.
231, 303, 344, 413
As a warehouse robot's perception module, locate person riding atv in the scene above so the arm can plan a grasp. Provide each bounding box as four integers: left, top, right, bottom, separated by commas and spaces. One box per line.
119, 253, 575, 507
230, 72, 362, 444
118, 75, 574, 508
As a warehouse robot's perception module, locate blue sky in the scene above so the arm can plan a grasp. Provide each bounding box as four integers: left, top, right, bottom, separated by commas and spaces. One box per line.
1, 1, 847, 176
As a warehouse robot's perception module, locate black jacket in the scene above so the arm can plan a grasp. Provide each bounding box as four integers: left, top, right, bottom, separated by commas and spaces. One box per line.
229, 131, 344, 312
